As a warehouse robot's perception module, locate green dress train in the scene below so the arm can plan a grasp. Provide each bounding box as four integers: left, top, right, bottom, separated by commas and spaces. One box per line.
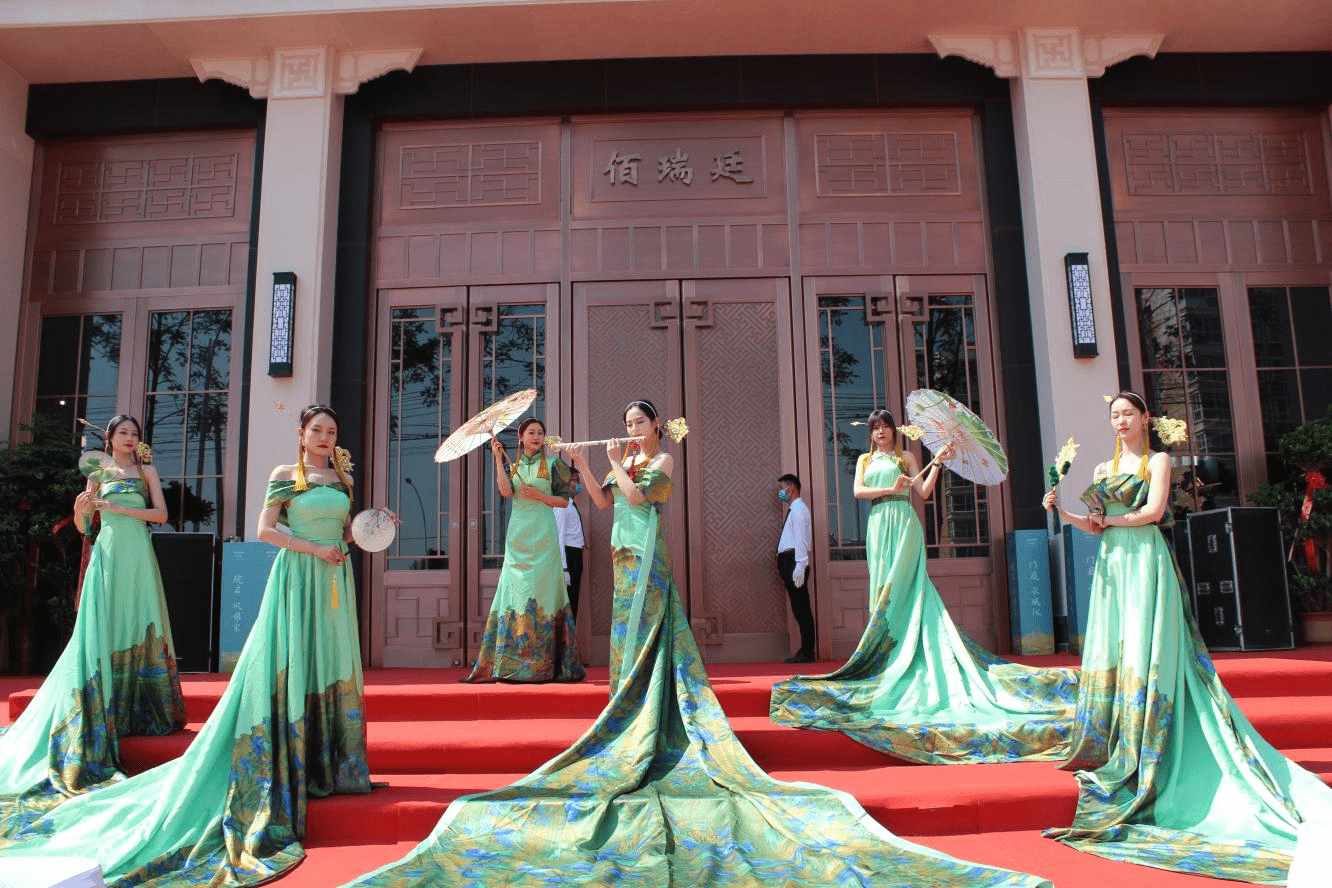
0, 481, 371, 886
770, 452, 1078, 764
348, 466, 1050, 887
0, 477, 185, 836
1045, 473, 1332, 884
463, 452, 584, 683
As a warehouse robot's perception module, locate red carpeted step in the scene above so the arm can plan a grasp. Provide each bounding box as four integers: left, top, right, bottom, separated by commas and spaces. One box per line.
9, 650, 1332, 722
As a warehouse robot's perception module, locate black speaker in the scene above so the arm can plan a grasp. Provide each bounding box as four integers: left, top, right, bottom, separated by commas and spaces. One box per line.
1186, 507, 1294, 651
151, 532, 219, 673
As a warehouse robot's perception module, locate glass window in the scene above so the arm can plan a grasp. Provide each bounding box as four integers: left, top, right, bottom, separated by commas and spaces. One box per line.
143, 309, 232, 533
33, 313, 122, 444
1248, 285, 1332, 483
912, 294, 988, 559
480, 303, 546, 569
386, 307, 451, 571
1136, 287, 1240, 515
818, 294, 886, 561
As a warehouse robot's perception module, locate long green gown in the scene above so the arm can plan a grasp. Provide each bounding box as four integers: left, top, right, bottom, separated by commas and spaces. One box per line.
348, 466, 1051, 887
0, 481, 372, 886
0, 477, 185, 837
463, 452, 584, 683
770, 452, 1078, 764
1045, 473, 1332, 884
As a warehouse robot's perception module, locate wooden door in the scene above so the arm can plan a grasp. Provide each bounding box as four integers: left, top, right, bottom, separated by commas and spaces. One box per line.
573, 277, 796, 663
370, 283, 556, 668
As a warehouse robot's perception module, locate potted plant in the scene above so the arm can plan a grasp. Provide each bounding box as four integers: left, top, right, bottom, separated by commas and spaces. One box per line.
1248, 405, 1332, 644
0, 415, 86, 672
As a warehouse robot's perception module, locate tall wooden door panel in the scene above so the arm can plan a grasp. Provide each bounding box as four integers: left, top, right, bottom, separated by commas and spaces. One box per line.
574, 278, 795, 664
679, 278, 795, 661
371, 284, 556, 668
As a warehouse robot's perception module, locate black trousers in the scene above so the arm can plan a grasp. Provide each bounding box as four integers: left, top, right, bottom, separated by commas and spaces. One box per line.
777, 549, 814, 656
565, 545, 584, 620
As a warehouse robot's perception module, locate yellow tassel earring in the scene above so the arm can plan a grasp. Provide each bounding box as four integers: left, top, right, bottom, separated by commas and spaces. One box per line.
294, 433, 309, 492
1112, 434, 1122, 475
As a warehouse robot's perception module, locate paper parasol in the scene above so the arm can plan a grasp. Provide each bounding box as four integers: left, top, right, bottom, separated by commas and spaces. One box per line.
78, 450, 118, 484
352, 508, 398, 552
904, 388, 1009, 486
433, 388, 538, 463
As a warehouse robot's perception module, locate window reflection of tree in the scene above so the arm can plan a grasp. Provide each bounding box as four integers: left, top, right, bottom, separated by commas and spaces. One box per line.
1136, 287, 1240, 513
482, 308, 545, 570
143, 310, 232, 534
389, 311, 448, 569
818, 295, 881, 560
35, 313, 122, 442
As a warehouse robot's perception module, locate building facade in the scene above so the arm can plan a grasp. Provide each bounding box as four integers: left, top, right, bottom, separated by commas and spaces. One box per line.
1, 3, 1329, 668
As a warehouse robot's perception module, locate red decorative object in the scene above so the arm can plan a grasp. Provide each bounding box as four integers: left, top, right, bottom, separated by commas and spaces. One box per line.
1299, 471, 1327, 572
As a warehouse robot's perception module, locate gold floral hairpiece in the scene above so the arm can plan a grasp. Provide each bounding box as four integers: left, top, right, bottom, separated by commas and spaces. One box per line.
334, 447, 355, 475
1152, 416, 1188, 447
663, 417, 689, 443
135, 442, 153, 464
899, 424, 925, 441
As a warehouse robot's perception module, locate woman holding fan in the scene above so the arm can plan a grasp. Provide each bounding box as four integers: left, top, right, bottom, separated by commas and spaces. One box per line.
3, 404, 372, 886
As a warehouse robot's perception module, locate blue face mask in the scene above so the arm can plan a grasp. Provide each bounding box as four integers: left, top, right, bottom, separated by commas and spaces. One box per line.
570, 482, 583, 497
777, 488, 790, 502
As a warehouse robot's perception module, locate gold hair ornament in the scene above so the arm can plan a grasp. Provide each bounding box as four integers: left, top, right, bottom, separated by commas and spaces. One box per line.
1152, 416, 1189, 447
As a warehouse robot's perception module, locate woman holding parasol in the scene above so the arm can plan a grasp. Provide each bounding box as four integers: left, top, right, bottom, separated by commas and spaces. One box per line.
348, 397, 1054, 888
0, 414, 185, 837
1042, 391, 1332, 883
771, 394, 1079, 764
462, 416, 584, 683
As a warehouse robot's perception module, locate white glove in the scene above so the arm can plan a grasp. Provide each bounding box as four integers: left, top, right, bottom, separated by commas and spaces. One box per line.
793, 565, 806, 588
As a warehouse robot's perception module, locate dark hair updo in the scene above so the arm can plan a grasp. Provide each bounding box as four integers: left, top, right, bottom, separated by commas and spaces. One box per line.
624, 399, 663, 439
300, 403, 340, 430
1108, 391, 1149, 415
517, 416, 546, 436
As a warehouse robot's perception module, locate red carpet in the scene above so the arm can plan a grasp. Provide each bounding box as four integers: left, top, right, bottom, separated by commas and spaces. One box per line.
4, 647, 1331, 887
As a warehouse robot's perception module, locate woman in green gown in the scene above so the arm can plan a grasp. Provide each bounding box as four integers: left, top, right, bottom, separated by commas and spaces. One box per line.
770, 409, 1078, 764
346, 399, 1051, 888
463, 417, 583, 683
1042, 391, 1332, 884
0, 404, 372, 886
0, 415, 185, 836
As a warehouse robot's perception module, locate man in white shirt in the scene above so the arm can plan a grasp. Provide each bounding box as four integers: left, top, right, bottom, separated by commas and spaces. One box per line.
554, 466, 586, 622
776, 473, 815, 664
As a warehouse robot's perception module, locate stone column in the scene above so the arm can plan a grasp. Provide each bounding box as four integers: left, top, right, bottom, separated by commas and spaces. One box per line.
929, 28, 1161, 492
193, 47, 420, 534
0, 58, 32, 438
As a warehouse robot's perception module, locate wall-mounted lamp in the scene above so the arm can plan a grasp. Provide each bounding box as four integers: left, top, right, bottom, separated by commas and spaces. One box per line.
1063, 252, 1098, 358
268, 271, 296, 377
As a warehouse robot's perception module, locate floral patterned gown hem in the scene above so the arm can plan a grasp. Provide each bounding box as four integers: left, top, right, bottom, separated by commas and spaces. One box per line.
463, 453, 583, 683
0, 478, 185, 838
347, 467, 1052, 888
0, 481, 371, 887
1044, 473, 1332, 885
770, 453, 1078, 764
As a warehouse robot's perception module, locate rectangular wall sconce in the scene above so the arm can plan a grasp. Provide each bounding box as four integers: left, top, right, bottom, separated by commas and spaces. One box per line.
1063, 252, 1098, 358
268, 271, 296, 377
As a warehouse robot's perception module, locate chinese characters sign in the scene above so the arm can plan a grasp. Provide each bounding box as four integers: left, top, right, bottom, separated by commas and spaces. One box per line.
593, 137, 765, 202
